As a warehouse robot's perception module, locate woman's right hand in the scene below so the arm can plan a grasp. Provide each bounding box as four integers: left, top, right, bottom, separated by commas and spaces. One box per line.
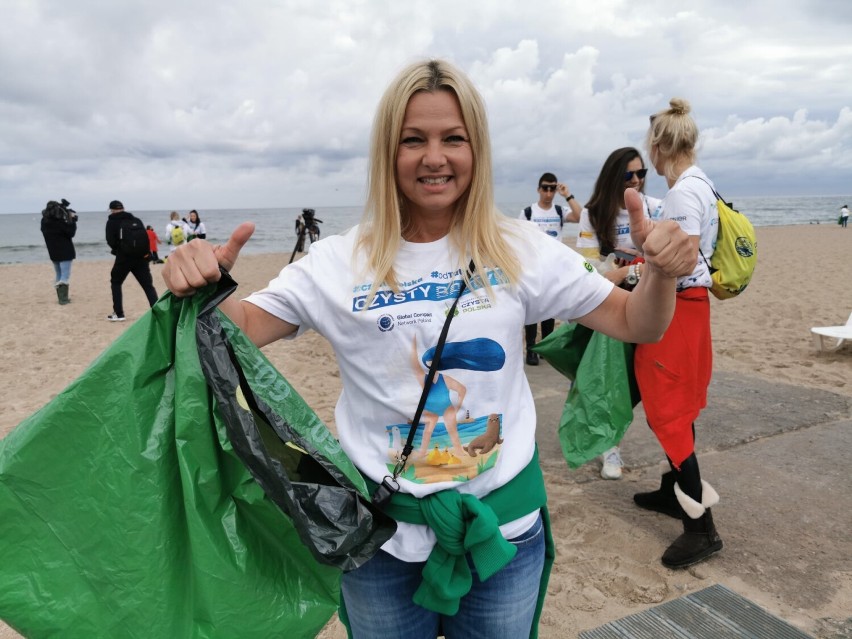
163, 222, 255, 297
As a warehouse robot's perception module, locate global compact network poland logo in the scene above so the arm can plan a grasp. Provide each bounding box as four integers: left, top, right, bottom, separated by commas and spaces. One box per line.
377, 314, 394, 332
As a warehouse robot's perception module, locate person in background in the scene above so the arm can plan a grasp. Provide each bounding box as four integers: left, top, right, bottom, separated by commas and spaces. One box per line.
631, 98, 723, 569
165, 211, 189, 256
146, 225, 164, 264
556, 182, 582, 224
840, 204, 849, 228
40, 198, 77, 305
162, 58, 695, 638
186, 210, 207, 240
575, 147, 661, 480
105, 200, 158, 321
518, 172, 581, 365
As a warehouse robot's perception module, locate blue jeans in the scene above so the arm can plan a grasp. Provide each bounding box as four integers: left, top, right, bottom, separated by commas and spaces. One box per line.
52, 260, 72, 284
341, 512, 545, 639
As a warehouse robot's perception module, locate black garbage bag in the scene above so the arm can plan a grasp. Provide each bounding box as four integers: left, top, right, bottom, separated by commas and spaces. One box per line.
196, 272, 396, 571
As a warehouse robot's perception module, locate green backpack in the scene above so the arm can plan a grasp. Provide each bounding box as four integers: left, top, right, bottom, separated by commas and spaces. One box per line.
692, 177, 757, 300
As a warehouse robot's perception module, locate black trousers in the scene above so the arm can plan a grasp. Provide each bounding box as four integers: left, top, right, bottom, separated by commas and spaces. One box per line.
110, 256, 158, 316
524, 319, 555, 350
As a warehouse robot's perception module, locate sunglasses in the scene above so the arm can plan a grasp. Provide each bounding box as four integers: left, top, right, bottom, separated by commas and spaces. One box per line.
539, 184, 558, 192
624, 168, 648, 181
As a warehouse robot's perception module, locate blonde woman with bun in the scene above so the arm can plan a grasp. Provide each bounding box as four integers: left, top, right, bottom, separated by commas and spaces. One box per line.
632, 98, 723, 569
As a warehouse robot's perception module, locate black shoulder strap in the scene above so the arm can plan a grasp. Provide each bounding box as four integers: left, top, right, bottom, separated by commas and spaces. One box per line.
373, 260, 475, 507
555, 205, 563, 227
686, 174, 722, 202
684, 176, 719, 273
524, 206, 532, 220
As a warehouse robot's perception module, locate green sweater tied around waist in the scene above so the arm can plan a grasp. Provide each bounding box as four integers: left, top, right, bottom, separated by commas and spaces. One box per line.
346, 448, 554, 638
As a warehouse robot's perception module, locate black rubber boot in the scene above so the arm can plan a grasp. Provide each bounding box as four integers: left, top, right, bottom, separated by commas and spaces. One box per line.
661, 507, 723, 569
56, 283, 70, 305
633, 471, 681, 518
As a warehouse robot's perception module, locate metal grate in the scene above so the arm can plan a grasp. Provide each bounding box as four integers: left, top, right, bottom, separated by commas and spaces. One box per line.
578, 584, 814, 639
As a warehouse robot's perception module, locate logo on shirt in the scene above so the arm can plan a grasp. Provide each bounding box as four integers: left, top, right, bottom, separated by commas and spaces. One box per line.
377, 314, 395, 332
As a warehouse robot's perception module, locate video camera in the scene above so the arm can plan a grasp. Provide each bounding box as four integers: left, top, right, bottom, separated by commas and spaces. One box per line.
302, 208, 316, 225
43, 198, 77, 222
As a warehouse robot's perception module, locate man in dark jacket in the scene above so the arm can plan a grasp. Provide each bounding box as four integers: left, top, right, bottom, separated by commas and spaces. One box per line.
41, 199, 78, 305
105, 200, 158, 321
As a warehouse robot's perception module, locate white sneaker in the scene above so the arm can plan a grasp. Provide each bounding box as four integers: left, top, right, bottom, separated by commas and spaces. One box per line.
600, 446, 623, 480
106, 313, 126, 322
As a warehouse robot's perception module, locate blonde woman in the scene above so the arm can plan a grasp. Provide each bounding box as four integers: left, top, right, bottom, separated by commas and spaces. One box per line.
632, 98, 723, 569
163, 60, 695, 638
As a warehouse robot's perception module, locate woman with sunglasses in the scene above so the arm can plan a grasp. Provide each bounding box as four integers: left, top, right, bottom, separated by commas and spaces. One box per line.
576, 148, 659, 278
162, 60, 697, 638
631, 98, 723, 569
575, 147, 661, 480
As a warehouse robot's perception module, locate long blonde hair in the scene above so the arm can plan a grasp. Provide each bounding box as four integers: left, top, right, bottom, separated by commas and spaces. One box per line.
646, 98, 699, 183
357, 59, 521, 298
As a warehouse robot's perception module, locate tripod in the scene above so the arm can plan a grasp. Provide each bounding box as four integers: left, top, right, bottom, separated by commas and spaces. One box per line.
289, 210, 322, 264
288, 223, 309, 264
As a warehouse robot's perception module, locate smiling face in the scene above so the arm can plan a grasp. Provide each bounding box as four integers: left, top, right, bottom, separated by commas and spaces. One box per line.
395, 90, 473, 239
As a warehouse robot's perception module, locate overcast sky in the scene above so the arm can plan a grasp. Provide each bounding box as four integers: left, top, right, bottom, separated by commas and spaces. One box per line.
2, 0, 851, 214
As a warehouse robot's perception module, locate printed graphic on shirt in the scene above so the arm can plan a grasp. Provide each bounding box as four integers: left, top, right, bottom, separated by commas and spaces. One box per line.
351, 268, 504, 312
385, 336, 507, 485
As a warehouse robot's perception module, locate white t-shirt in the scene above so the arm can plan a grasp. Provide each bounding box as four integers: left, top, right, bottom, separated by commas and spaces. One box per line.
187, 220, 207, 238
576, 195, 662, 255
841, 207, 849, 219
518, 203, 567, 242
652, 165, 718, 291
245, 222, 612, 560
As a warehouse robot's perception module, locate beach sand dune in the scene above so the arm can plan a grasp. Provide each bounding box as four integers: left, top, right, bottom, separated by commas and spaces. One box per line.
2, 225, 850, 638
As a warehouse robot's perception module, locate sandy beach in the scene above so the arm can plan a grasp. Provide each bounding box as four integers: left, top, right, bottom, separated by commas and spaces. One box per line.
1, 224, 851, 638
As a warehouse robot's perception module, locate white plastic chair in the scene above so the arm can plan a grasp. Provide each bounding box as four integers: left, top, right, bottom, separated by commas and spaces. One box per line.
811, 312, 852, 352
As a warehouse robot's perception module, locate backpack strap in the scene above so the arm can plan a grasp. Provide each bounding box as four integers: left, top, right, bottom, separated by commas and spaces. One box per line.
685, 174, 723, 202
684, 175, 721, 273
525, 205, 563, 227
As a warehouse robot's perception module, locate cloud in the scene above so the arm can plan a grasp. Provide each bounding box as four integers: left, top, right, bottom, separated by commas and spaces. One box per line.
1, 0, 850, 213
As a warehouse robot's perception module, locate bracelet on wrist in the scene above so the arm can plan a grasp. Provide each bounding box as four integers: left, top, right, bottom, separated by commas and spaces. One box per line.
565, 194, 575, 202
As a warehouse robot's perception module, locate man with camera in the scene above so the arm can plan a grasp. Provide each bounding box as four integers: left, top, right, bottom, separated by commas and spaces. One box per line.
290, 208, 324, 262
41, 198, 78, 305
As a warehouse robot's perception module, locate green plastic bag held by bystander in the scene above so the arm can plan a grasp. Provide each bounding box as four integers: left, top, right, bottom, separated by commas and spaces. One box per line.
532, 323, 640, 469
0, 272, 394, 638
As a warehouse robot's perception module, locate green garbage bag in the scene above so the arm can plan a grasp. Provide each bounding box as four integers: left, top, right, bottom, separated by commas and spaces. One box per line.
0, 273, 394, 638
533, 323, 639, 469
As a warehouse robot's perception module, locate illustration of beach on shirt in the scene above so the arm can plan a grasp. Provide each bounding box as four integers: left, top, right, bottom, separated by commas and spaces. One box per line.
384, 336, 506, 484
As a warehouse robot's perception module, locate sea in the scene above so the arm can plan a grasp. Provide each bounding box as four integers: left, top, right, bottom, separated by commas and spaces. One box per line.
2, 195, 848, 265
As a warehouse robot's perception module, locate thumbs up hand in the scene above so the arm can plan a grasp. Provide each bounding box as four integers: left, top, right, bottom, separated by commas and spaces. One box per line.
626, 188, 696, 279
